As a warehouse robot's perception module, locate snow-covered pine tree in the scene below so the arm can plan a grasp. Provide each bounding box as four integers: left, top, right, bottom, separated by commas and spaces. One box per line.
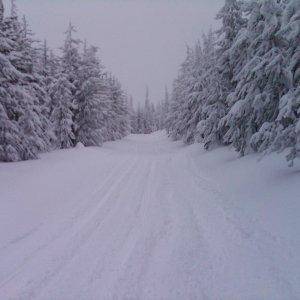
214, 0, 246, 143
6, 1, 32, 74
263, 0, 300, 165
61, 22, 81, 85
167, 37, 205, 144
20, 22, 55, 151
155, 101, 163, 130
180, 44, 202, 145
143, 86, 154, 134
167, 44, 201, 143
23, 23, 54, 152
195, 30, 228, 149
76, 43, 110, 146
36, 39, 57, 81
128, 95, 138, 133
0, 52, 38, 161
35, 42, 62, 152
134, 103, 143, 134
221, 0, 288, 156
0, 0, 3, 23
35, 40, 56, 116
1, 0, 52, 159
0, 0, 37, 161
106, 75, 130, 140
46, 50, 62, 118
166, 77, 185, 139
59, 22, 81, 147
50, 76, 76, 149
159, 86, 170, 130
216, 0, 245, 93
155, 90, 167, 131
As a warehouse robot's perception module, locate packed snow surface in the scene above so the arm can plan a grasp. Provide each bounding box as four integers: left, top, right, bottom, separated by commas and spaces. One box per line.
0, 132, 299, 299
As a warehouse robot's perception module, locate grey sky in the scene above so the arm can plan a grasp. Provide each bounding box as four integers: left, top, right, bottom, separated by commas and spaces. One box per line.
4, 0, 223, 104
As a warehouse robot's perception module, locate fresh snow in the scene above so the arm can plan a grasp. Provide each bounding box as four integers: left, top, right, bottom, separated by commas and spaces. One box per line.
0, 131, 299, 299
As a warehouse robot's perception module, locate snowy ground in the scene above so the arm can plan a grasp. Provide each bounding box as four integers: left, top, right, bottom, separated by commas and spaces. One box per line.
0, 132, 299, 300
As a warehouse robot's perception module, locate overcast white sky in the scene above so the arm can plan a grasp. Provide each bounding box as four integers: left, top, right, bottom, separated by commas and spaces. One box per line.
4, 0, 223, 104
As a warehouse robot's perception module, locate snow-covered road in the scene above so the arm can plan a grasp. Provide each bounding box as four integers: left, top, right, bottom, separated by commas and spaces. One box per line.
0, 132, 299, 299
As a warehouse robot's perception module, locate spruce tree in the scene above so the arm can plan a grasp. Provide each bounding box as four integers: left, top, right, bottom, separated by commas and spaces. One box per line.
222, 0, 287, 156
76, 44, 109, 146
167, 45, 200, 143
216, 0, 245, 93
59, 22, 81, 147
50, 76, 76, 149
265, 0, 300, 165
196, 31, 227, 149
0, 1, 37, 161
106, 76, 130, 140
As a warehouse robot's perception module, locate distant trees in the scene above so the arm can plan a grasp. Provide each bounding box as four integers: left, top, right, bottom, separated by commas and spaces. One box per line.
156, 86, 170, 130
0, 0, 130, 162
130, 87, 160, 134
166, 0, 300, 165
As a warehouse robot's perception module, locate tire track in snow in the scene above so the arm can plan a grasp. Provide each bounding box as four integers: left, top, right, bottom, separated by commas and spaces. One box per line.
111, 159, 161, 299
66, 158, 155, 299
0, 156, 131, 279
0, 157, 140, 300
0, 156, 131, 259
183, 152, 296, 298
159, 155, 213, 299
37, 156, 160, 299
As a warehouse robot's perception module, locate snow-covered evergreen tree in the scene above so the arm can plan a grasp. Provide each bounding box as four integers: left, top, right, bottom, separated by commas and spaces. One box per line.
221, 0, 288, 156
128, 95, 138, 133
213, 0, 246, 143
216, 0, 245, 92
61, 22, 81, 85
50, 76, 76, 149
56, 22, 82, 147
142, 87, 155, 134
194, 31, 227, 149
0, 52, 37, 161
76, 44, 110, 146
106, 75, 130, 140
158, 86, 170, 130
262, 0, 300, 165
0, 0, 52, 161
167, 45, 200, 143
0, 0, 3, 23
0, 2, 27, 162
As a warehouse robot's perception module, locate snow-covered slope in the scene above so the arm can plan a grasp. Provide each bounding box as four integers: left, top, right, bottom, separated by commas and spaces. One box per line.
0, 132, 299, 299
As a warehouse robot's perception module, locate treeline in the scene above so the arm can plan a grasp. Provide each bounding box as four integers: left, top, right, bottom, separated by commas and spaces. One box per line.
130, 87, 167, 134
166, 0, 299, 165
0, 0, 130, 162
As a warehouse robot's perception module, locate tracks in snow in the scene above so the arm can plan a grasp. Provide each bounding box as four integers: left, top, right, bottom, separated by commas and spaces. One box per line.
0, 132, 297, 299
